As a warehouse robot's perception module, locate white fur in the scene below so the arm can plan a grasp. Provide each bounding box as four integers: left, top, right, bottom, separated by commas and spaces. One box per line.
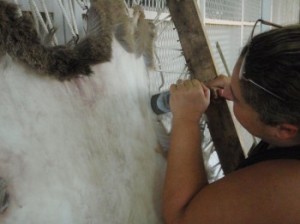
0, 38, 166, 224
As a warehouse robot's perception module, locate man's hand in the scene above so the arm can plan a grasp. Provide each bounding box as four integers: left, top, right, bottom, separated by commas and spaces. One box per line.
169, 79, 210, 123
206, 75, 231, 99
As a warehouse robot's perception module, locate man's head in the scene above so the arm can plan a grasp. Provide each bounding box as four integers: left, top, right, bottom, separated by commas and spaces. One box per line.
239, 24, 300, 144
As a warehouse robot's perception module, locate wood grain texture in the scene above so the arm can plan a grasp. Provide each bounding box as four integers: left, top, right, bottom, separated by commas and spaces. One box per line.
167, 0, 244, 174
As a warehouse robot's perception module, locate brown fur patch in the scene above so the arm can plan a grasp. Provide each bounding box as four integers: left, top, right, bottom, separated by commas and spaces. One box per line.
0, 0, 114, 80
132, 5, 156, 69
0, 0, 156, 79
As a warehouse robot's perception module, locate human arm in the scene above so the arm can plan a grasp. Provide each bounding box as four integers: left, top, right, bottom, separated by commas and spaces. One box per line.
162, 78, 300, 224
162, 79, 210, 223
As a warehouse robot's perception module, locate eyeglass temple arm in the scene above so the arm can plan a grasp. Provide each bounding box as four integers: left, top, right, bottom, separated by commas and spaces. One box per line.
250, 19, 283, 39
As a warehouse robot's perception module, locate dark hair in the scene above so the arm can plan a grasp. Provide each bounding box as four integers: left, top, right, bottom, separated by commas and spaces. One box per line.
240, 24, 300, 127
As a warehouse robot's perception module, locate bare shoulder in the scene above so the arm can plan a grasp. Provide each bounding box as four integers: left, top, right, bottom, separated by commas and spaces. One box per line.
182, 160, 300, 224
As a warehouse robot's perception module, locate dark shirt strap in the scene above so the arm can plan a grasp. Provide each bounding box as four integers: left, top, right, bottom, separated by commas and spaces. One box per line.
236, 141, 300, 170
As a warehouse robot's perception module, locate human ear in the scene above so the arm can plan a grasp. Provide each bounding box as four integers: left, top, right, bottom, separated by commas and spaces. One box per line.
275, 123, 299, 140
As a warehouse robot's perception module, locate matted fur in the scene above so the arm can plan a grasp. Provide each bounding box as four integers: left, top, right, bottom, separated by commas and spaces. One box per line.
0, 1, 94, 80
132, 5, 156, 69
0, 0, 156, 80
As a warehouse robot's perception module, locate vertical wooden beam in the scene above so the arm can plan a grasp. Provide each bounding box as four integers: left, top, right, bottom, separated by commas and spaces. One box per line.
167, 0, 244, 174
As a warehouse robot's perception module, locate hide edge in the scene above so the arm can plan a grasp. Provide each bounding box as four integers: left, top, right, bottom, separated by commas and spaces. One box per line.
167, 0, 245, 174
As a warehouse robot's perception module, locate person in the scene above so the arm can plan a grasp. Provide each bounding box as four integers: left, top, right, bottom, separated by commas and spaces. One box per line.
162, 20, 300, 224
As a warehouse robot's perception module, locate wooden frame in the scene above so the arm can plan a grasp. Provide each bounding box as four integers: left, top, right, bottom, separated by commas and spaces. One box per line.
167, 0, 245, 174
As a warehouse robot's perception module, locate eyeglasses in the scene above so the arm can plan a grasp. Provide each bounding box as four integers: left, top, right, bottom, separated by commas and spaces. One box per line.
239, 19, 284, 101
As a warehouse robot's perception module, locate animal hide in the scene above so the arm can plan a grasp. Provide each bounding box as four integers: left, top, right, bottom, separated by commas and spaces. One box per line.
0, 0, 164, 223
0, 37, 166, 224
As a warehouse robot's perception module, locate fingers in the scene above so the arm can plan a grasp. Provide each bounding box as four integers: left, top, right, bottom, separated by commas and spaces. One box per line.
169, 79, 211, 120
175, 79, 201, 88
174, 79, 207, 89
206, 74, 231, 89
204, 75, 231, 99
176, 79, 183, 85
171, 79, 209, 98
170, 83, 177, 93
175, 75, 230, 90
191, 79, 201, 87
201, 83, 211, 98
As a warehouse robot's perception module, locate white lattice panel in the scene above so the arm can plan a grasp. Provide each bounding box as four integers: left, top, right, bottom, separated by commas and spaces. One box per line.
244, 0, 262, 22
243, 24, 262, 46
205, 24, 241, 75
272, 0, 300, 25
125, 0, 168, 11
205, 0, 243, 21
150, 21, 188, 94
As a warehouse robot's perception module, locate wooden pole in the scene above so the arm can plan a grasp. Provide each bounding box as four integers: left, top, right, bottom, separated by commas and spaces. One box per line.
167, 0, 244, 174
